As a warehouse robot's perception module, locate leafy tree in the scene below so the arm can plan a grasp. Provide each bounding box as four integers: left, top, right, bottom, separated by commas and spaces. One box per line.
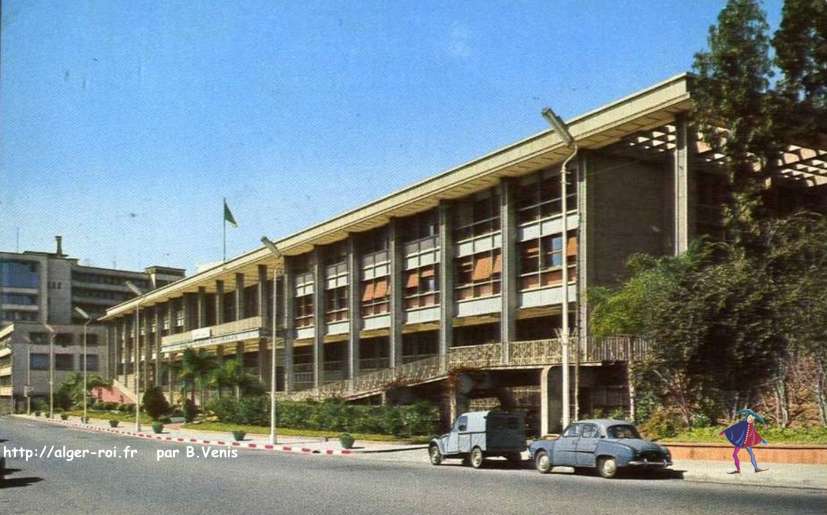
142, 386, 171, 421
772, 0, 827, 139
209, 359, 263, 401
57, 372, 113, 408
692, 0, 781, 243
178, 348, 217, 405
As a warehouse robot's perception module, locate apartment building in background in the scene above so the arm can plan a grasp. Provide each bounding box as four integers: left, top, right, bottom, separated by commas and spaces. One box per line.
0, 236, 185, 411
101, 74, 826, 434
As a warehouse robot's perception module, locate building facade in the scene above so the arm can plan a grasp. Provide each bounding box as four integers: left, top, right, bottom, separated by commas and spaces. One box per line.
0, 236, 185, 412
101, 75, 826, 433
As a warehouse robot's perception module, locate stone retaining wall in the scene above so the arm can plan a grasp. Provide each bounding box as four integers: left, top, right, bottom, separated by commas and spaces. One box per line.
666, 442, 827, 464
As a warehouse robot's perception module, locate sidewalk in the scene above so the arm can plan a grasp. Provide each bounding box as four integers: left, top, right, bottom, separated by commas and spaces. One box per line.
13, 414, 425, 455
15, 415, 827, 490
671, 459, 827, 490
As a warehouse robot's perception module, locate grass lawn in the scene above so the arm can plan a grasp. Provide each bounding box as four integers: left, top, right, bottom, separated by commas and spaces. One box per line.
181, 421, 432, 444
59, 409, 154, 425
660, 425, 827, 445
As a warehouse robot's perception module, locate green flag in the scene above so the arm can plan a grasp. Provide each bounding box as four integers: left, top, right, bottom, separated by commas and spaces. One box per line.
224, 199, 238, 228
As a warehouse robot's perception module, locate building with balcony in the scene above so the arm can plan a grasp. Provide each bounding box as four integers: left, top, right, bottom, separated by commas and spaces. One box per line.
0, 236, 185, 411
100, 74, 826, 433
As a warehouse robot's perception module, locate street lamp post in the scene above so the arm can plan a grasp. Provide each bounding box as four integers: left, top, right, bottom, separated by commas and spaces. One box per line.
541, 107, 578, 430
126, 281, 144, 432
74, 307, 93, 423
26, 344, 31, 415
44, 324, 55, 419
261, 236, 282, 446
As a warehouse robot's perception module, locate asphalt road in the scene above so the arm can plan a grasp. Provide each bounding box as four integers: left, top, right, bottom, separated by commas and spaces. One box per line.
1, 416, 825, 515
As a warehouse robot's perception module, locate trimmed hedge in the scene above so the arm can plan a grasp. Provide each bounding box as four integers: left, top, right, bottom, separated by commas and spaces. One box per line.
206, 397, 439, 437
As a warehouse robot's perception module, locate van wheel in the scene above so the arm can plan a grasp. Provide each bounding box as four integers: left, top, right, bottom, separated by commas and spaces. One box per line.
535, 450, 552, 474
470, 447, 485, 469
429, 445, 443, 466
598, 457, 618, 479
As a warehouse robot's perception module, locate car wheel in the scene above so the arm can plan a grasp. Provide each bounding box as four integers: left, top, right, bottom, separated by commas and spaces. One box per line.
534, 450, 552, 474
429, 445, 443, 466
470, 447, 485, 469
598, 457, 618, 479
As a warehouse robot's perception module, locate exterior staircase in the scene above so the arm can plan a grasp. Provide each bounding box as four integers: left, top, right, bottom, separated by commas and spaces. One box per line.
277, 336, 648, 402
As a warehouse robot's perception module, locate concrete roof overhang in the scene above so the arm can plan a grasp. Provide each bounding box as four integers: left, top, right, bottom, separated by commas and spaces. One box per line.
102, 74, 693, 320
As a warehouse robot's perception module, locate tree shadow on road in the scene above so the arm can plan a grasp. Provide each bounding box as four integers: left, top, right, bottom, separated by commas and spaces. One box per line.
0, 468, 44, 489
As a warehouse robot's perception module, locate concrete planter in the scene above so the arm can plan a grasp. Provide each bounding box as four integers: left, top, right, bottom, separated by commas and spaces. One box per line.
665, 442, 827, 464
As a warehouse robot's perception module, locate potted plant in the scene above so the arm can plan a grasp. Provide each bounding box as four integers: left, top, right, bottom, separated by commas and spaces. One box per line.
232, 430, 246, 442
34, 411, 41, 417
152, 421, 164, 434
109, 419, 119, 428
60, 413, 68, 420
339, 432, 355, 449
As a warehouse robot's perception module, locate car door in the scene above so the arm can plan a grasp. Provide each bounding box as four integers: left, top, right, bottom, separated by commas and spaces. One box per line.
575, 423, 599, 467
554, 423, 580, 466
445, 415, 466, 455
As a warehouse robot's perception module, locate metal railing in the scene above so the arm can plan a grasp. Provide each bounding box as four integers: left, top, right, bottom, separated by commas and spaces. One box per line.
161, 316, 266, 348
278, 336, 649, 401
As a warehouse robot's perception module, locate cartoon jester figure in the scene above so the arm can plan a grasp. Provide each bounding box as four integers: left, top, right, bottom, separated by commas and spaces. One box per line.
720, 408, 768, 474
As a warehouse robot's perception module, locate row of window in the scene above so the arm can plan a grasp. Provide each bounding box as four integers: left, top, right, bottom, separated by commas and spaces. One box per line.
73, 288, 131, 301
26, 332, 98, 346
72, 272, 150, 289
0, 260, 39, 289
1, 311, 38, 322
29, 353, 99, 371
1, 293, 38, 305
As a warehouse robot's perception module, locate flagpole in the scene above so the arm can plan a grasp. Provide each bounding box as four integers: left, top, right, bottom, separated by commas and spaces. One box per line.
223, 197, 227, 262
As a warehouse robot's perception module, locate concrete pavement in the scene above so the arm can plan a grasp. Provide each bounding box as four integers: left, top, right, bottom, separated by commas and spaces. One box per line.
11, 414, 827, 492
3, 415, 827, 515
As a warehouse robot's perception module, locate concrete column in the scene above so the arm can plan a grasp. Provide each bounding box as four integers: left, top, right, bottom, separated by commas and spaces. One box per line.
258, 340, 267, 384
312, 248, 324, 388
167, 301, 175, 336
389, 219, 404, 369
121, 319, 129, 386
234, 273, 246, 320
673, 114, 694, 254
577, 152, 591, 350
257, 265, 268, 320
197, 287, 207, 328
153, 307, 162, 387
182, 293, 194, 331
540, 365, 563, 435
347, 237, 361, 384
113, 320, 121, 382
438, 201, 455, 371
215, 280, 225, 325
499, 178, 517, 364
143, 312, 151, 390
167, 352, 174, 401
282, 259, 295, 392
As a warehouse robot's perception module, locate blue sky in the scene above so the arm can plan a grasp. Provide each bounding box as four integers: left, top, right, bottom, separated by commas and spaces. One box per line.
0, 1, 784, 273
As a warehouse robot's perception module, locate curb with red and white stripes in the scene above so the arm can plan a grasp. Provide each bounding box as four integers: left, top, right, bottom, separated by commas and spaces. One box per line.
23, 416, 356, 456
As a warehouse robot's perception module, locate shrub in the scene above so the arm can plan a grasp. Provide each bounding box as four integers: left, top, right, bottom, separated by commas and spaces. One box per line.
232, 430, 246, 441
639, 407, 683, 440
60, 413, 69, 420
237, 396, 269, 426
32, 399, 48, 413
207, 398, 240, 423
159, 416, 172, 424
109, 419, 119, 428
182, 399, 198, 423
142, 386, 171, 421
339, 432, 355, 449
34, 411, 42, 417
152, 421, 164, 434
118, 403, 134, 413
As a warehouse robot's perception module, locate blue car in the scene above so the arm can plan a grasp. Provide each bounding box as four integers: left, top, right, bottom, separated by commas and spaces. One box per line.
528, 419, 672, 478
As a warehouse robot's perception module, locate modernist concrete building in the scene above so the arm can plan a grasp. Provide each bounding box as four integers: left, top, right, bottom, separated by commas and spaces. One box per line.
0, 236, 185, 412
100, 74, 826, 434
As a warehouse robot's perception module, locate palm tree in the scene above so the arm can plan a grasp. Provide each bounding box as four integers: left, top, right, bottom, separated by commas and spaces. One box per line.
210, 359, 261, 401
178, 348, 217, 405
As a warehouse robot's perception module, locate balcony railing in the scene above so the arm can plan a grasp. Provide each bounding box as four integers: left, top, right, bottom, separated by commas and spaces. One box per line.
280, 336, 648, 401
161, 316, 267, 351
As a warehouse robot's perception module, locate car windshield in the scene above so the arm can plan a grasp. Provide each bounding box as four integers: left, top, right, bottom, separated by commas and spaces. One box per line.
607, 425, 641, 439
